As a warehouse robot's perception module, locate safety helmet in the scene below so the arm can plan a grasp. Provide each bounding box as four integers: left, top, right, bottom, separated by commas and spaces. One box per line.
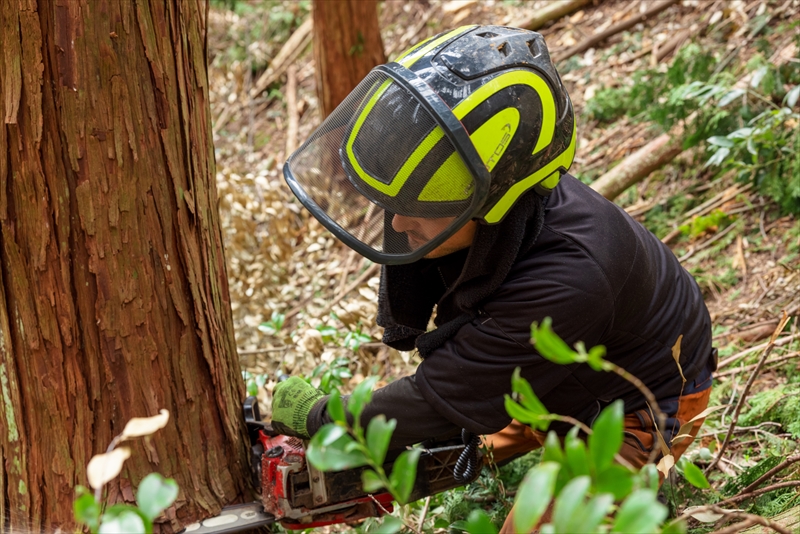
284, 25, 576, 265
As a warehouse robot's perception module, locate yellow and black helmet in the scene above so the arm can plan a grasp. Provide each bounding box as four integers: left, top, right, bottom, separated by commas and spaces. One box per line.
284, 25, 576, 264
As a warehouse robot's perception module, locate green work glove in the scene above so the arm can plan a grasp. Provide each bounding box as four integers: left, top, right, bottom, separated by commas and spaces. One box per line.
271, 376, 325, 439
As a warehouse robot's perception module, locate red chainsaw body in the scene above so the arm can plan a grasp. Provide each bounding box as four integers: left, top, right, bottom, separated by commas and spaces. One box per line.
257, 430, 394, 529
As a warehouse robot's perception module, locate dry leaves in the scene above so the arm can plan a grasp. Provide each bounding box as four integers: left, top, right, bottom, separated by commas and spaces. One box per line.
87, 448, 131, 489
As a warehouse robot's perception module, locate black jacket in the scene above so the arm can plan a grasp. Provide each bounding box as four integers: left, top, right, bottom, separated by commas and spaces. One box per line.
309, 175, 713, 447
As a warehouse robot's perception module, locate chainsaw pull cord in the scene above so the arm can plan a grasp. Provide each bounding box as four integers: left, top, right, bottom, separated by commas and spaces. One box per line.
453, 428, 480, 483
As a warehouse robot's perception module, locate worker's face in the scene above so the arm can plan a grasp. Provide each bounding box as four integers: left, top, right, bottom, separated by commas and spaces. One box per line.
391, 214, 477, 258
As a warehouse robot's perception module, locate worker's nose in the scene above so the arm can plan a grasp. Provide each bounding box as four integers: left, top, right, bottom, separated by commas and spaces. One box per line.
391, 214, 416, 234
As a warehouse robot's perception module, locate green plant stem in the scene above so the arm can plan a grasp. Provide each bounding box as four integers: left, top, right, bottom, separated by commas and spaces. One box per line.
602, 362, 668, 463
367, 494, 422, 534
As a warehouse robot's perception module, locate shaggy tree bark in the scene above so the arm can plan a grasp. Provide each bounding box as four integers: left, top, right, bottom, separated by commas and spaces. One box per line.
0, 1, 249, 531
312, 0, 386, 118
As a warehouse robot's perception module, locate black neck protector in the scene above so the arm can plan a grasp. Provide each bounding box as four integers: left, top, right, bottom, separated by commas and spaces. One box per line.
377, 191, 547, 357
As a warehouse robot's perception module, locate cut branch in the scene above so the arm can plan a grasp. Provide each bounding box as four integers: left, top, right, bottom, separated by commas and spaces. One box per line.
590, 133, 683, 200
516, 0, 593, 31
553, 0, 681, 62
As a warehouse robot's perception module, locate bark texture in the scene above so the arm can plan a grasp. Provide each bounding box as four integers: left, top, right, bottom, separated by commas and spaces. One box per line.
312, 0, 386, 118
0, 1, 249, 531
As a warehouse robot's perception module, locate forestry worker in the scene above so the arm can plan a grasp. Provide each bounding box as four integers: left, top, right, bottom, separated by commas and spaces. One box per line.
271, 24, 716, 531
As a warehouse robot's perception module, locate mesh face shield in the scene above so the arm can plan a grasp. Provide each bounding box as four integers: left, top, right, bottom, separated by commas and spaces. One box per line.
284, 64, 490, 265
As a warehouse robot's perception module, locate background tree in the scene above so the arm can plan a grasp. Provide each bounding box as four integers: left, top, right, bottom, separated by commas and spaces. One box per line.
312, 0, 387, 118
0, 1, 250, 531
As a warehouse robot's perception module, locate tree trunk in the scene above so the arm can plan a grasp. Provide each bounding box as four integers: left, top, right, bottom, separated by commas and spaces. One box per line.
312, 0, 386, 118
0, 1, 250, 531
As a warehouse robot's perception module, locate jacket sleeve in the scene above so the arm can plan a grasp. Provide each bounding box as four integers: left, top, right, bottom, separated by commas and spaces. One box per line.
307, 374, 463, 449
415, 271, 614, 435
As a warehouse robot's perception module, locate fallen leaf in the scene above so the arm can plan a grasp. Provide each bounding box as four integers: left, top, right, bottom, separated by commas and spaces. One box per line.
87, 447, 131, 489
684, 506, 743, 523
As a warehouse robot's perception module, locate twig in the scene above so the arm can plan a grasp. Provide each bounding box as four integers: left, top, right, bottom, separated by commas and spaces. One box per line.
250, 17, 313, 99
674, 504, 793, 534
714, 351, 800, 378
417, 496, 431, 532
705, 313, 791, 475
715, 481, 800, 508
697, 421, 782, 438
285, 64, 298, 157
553, 0, 681, 62
368, 494, 421, 534
603, 363, 668, 463
738, 454, 800, 496
712, 515, 790, 534
678, 222, 740, 262
716, 334, 800, 370
237, 346, 287, 356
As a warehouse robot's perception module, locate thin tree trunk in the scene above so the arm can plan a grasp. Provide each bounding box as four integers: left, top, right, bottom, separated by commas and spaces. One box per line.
313, 0, 386, 118
0, 1, 250, 531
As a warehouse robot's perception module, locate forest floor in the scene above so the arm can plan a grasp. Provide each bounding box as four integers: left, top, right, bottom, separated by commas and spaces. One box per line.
208, 1, 800, 531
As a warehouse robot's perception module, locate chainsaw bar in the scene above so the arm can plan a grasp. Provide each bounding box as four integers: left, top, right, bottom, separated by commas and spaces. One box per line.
180, 502, 276, 534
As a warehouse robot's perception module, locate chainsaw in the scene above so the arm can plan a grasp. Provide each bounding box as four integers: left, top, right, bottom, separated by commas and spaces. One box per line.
181, 396, 482, 533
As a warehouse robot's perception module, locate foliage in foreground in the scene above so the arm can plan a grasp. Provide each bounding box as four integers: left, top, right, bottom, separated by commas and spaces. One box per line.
74, 411, 178, 534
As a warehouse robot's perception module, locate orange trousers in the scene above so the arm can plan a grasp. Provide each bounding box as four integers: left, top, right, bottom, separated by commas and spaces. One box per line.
484, 387, 712, 534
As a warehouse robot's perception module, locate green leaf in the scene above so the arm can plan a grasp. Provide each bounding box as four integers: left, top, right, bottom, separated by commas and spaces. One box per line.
750, 66, 768, 89
74, 487, 101, 534
682, 461, 710, 489
573, 493, 615, 534
662, 519, 688, 534
588, 400, 624, 473
541, 431, 564, 464
464, 509, 498, 534
595, 464, 635, 500
362, 469, 385, 493
564, 427, 590, 477
552, 476, 591, 532
510, 368, 550, 418
718, 88, 746, 107
246, 380, 258, 397
611, 490, 668, 533
100, 505, 151, 534
348, 376, 379, 423
373, 514, 402, 534
326, 389, 347, 424
705, 146, 730, 167
513, 462, 560, 533
307, 424, 369, 471
504, 396, 551, 432
136, 473, 178, 522
784, 85, 800, 108
531, 318, 580, 365
707, 136, 734, 147
388, 448, 421, 504
365, 415, 396, 465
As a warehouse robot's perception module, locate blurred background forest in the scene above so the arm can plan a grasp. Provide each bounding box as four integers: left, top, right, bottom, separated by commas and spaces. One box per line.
207, 0, 800, 531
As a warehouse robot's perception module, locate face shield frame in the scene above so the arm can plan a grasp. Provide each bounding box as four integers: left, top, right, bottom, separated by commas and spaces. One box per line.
283, 62, 491, 265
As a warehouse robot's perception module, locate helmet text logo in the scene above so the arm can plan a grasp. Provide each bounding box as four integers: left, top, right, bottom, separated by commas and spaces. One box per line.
487, 123, 513, 169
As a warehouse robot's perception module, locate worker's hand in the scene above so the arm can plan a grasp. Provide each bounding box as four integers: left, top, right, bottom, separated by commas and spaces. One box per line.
270, 376, 325, 439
